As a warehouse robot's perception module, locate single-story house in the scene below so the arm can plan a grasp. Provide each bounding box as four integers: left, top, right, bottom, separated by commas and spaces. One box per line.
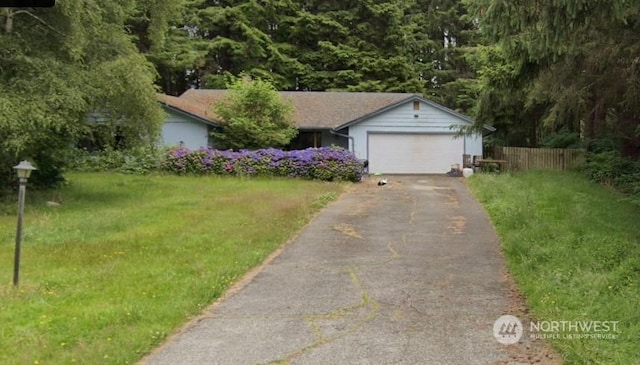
157, 90, 494, 174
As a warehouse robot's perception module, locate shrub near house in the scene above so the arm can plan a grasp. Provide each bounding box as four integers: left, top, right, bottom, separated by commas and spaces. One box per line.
162, 146, 364, 182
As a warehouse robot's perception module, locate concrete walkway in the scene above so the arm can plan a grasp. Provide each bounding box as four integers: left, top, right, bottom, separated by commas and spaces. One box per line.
140, 176, 550, 364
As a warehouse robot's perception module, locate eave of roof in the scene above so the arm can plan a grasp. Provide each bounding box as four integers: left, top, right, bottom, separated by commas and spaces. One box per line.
160, 103, 219, 127
157, 94, 219, 126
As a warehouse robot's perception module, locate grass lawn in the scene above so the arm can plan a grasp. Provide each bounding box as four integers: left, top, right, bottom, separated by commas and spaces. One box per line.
468, 171, 640, 364
0, 172, 345, 364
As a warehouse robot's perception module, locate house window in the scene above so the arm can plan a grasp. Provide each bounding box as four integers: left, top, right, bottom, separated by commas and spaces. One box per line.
413, 101, 420, 111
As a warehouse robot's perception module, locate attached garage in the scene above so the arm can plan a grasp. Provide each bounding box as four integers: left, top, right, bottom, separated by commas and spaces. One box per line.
368, 133, 464, 174
342, 95, 489, 174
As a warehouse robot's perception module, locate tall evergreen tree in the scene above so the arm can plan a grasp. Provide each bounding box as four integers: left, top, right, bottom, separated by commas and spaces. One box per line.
417, 0, 480, 111
154, 0, 481, 116
185, 0, 304, 90
132, 0, 210, 95
467, 0, 640, 151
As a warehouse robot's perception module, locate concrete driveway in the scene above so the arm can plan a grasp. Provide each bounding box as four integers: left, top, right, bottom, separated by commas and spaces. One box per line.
140, 176, 556, 365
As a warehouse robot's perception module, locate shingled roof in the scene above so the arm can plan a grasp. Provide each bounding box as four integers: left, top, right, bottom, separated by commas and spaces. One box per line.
157, 93, 219, 125
159, 89, 423, 129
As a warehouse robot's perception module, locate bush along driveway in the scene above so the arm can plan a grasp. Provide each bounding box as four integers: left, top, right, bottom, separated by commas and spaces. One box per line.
161, 146, 365, 182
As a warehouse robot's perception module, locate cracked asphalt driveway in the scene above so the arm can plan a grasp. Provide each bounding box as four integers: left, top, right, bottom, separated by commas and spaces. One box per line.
140, 176, 540, 364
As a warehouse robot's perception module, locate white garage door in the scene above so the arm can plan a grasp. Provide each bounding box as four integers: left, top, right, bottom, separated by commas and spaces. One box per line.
368, 133, 463, 174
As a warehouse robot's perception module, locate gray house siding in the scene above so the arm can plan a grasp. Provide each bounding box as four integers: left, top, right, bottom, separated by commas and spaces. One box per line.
348, 100, 483, 160
160, 109, 212, 150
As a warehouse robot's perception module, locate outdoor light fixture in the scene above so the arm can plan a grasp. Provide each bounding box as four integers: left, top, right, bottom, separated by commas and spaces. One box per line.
13, 160, 36, 287
14, 160, 36, 179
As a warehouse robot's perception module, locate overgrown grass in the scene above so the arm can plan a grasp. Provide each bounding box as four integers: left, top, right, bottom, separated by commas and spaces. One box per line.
468, 171, 640, 364
0, 173, 345, 364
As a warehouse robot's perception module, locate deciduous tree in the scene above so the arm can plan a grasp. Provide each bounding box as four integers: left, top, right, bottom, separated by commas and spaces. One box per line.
211, 77, 297, 149
0, 1, 166, 188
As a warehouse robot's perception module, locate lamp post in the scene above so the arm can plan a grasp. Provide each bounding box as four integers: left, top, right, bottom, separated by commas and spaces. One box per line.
13, 160, 36, 287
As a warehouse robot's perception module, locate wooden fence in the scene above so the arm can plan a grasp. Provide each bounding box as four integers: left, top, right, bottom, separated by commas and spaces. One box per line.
491, 147, 585, 171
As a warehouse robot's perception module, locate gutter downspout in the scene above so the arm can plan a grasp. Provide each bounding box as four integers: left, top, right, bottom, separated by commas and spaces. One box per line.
329, 129, 354, 153
331, 128, 368, 175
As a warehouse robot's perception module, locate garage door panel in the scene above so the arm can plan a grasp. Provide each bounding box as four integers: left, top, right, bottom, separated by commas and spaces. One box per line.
368, 133, 463, 174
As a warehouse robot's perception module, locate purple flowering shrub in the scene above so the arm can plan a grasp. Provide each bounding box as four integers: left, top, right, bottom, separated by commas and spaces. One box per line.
161, 147, 364, 182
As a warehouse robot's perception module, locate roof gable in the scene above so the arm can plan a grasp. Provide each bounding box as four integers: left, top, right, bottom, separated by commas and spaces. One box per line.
334, 95, 475, 130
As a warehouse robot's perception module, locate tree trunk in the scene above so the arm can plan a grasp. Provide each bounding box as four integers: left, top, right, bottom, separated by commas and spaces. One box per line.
586, 96, 605, 139
3, 8, 14, 34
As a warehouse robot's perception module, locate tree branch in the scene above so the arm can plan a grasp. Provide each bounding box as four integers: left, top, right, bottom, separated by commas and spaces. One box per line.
11, 9, 65, 37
